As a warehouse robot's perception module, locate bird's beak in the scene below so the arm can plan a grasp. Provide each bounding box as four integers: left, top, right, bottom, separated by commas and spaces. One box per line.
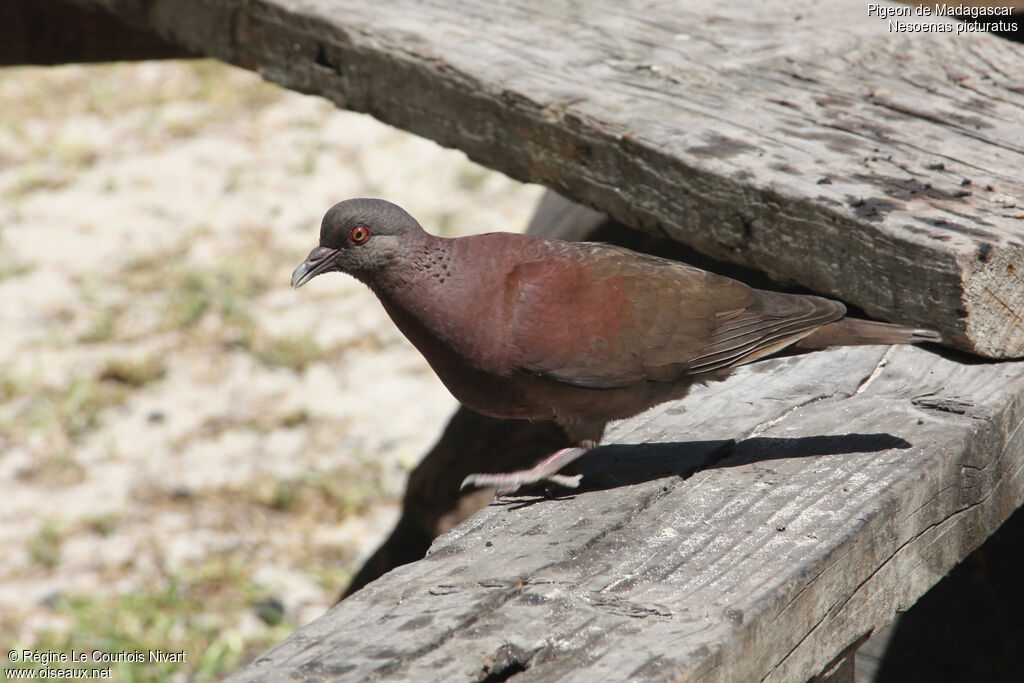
291, 246, 341, 288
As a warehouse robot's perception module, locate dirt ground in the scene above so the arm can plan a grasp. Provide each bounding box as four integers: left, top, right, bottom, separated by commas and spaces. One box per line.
0, 59, 542, 678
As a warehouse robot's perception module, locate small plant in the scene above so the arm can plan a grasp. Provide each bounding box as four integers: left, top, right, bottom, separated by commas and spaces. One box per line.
23, 378, 128, 443
455, 165, 489, 192
249, 334, 324, 372
84, 514, 121, 537
307, 564, 354, 593
0, 258, 33, 281
0, 369, 22, 402
77, 305, 120, 343
98, 355, 167, 387
28, 519, 65, 569
249, 468, 387, 521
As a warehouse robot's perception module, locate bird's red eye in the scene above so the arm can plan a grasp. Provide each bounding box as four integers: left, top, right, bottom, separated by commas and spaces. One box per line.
349, 225, 371, 244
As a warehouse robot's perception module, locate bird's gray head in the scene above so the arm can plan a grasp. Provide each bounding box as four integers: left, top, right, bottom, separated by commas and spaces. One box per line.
291, 198, 426, 287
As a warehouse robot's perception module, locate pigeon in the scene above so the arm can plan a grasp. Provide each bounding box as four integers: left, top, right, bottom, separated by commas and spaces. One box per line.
292, 198, 940, 494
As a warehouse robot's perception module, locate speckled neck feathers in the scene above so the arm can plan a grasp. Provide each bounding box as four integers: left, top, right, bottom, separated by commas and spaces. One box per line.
402, 239, 455, 286
360, 232, 455, 293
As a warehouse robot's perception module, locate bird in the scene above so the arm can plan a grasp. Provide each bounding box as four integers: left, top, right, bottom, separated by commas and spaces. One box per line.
291, 198, 941, 494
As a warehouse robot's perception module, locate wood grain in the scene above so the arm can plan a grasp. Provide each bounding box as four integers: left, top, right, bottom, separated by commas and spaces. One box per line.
68, 0, 1024, 357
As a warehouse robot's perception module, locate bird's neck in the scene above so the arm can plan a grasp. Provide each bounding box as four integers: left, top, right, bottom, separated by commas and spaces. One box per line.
364, 233, 458, 348
366, 233, 452, 295
363, 234, 510, 378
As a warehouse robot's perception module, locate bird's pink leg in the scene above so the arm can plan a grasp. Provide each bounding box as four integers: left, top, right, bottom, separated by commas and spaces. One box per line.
460, 446, 589, 495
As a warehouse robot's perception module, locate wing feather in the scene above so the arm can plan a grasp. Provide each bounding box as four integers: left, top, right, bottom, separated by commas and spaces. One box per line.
505, 241, 844, 389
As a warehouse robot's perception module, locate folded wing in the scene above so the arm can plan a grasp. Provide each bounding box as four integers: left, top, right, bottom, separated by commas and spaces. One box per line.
506, 242, 844, 389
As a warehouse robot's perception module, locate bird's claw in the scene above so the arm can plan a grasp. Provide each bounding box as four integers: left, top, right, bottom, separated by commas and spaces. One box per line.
460, 471, 582, 496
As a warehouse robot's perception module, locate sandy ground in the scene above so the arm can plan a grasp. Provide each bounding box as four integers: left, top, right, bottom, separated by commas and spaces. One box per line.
0, 60, 542, 677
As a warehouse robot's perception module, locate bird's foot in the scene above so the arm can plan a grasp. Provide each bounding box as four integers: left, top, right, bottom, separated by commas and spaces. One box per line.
460, 446, 588, 496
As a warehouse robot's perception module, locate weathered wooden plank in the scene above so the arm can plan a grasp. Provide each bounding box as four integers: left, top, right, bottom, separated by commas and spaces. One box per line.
0, 0, 192, 66
853, 501, 1024, 681
67, 0, 1024, 357
227, 342, 1024, 681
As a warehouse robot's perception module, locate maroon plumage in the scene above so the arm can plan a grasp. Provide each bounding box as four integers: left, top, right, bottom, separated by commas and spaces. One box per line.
292, 198, 940, 493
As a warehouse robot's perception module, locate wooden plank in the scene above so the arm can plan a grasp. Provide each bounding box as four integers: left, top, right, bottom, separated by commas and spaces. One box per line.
853, 501, 1024, 681
227, 342, 1024, 681
0, 0, 192, 66
67, 0, 1024, 357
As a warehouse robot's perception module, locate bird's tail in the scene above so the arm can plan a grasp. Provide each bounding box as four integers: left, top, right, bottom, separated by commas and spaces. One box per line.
793, 318, 942, 350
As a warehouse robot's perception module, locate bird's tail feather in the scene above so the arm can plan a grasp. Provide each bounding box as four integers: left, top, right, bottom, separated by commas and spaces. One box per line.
794, 318, 942, 350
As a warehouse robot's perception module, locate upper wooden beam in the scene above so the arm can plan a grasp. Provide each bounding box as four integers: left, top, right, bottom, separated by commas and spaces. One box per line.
67, 1, 1024, 357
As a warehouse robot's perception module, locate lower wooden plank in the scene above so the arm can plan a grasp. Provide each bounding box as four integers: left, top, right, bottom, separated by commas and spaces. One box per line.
226, 342, 1024, 681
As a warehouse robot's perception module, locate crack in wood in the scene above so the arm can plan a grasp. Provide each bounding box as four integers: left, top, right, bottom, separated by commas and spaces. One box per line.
744, 392, 838, 439
980, 282, 1024, 329
867, 97, 1023, 155
853, 347, 894, 396
911, 394, 976, 415
582, 593, 673, 620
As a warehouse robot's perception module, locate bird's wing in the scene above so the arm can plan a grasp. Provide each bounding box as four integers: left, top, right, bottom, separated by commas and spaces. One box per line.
505, 242, 844, 389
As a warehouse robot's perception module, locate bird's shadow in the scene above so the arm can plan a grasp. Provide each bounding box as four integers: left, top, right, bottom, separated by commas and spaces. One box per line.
496, 433, 911, 506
